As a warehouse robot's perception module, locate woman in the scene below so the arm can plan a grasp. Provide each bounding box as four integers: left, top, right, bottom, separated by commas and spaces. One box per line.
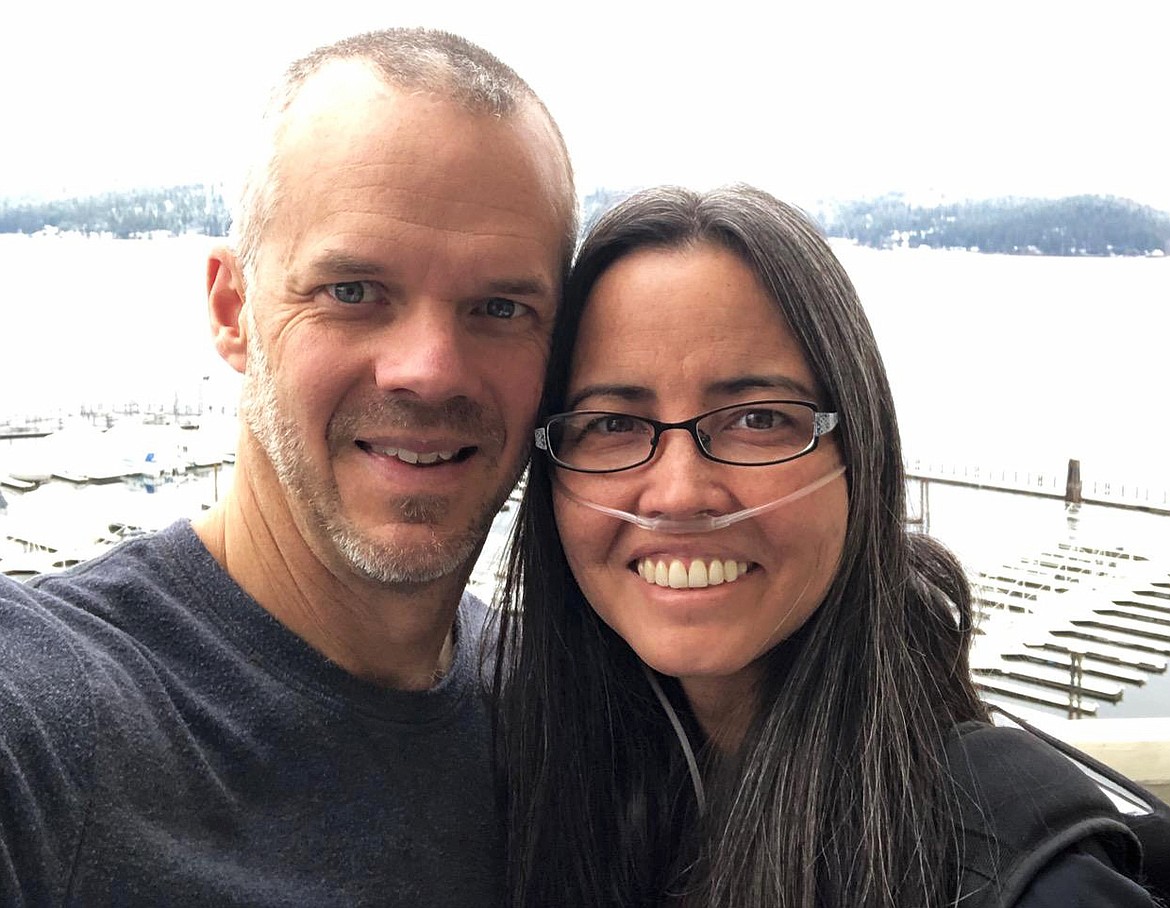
493, 185, 1153, 906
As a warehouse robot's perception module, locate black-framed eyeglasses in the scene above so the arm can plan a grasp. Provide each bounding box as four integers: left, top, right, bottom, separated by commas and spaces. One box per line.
534, 399, 839, 474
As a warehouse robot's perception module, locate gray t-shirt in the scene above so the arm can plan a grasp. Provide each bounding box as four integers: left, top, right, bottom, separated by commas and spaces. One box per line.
0, 521, 501, 906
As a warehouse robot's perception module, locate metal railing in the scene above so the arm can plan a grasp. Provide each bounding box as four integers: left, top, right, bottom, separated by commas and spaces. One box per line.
906, 458, 1169, 514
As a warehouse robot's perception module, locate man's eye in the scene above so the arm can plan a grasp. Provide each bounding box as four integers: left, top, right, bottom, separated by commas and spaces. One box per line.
327, 282, 379, 305
482, 297, 524, 319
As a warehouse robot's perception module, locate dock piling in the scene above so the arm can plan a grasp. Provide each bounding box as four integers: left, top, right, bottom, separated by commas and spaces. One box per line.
1065, 458, 1083, 505
1067, 646, 1086, 719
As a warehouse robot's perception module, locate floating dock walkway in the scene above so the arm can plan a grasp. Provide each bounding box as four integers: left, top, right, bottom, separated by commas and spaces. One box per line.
970, 537, 1170, 716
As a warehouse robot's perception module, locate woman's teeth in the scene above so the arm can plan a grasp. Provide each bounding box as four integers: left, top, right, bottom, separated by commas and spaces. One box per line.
635, 557, 751, 589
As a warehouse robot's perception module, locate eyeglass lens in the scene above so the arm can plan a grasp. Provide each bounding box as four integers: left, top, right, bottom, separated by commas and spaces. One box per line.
548, 401, 818, 471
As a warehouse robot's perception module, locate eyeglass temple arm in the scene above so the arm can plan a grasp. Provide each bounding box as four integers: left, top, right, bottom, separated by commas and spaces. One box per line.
814, 412, 838, 437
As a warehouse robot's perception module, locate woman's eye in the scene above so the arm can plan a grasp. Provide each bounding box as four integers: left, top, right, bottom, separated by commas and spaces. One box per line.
580, 415, 635, 436
726, 408, 790, 431
742, 410, 778, 429
482, 297, 524, 319
601, 416, 636, 434
326, 281, 380, 305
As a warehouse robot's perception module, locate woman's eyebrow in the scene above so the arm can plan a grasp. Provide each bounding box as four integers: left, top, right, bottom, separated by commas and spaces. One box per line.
564, 384, 654, 411
707, 374, 818, 399
564, 375, 820, 411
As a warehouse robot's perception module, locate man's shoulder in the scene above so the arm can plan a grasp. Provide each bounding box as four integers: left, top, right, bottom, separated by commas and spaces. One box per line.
458, 588, 491, 633
457, 588, 499, 660
24, 519, 199, 603
0, 521, 213, 721
0, 573, 101, 810
15, 520, 238, 641
444, 589, 499, 704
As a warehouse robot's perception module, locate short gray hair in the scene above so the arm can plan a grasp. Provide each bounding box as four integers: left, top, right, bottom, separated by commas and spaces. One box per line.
231, 27, 576, 286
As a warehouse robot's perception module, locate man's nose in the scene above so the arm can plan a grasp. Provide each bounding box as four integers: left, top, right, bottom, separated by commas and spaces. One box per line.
372, 305, 476, 403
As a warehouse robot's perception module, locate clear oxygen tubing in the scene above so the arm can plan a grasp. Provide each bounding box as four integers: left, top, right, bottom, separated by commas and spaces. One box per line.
643, 665, 707, 817
554, 465, 847, 534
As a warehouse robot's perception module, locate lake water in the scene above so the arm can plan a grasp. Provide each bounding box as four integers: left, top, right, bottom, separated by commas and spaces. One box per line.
836, 241, 1169, 489
0, 233, 236, 418
1, 235, 1167, 716
2, 233, 1165, 484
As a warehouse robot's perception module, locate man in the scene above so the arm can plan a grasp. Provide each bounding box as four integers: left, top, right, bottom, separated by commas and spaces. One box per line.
0, 29, 575, 905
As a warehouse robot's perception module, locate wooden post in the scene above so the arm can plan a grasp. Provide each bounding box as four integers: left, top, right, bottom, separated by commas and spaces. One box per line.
1067, 647, 1085, 719
1065, 458, 1082, 505
905, 477, 929, 533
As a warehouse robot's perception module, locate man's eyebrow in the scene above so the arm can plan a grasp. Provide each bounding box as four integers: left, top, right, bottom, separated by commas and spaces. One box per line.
565, 384, 654, 411
299, 254, 551, 297
304, 252, 386, 277
484, 277, 553, 298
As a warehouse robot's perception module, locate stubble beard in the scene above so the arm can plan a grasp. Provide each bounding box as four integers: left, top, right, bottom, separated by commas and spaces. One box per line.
240, 317, 518, 586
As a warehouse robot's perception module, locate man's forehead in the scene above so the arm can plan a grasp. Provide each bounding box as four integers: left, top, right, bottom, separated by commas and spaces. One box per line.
279, 60, 402, 139
260, 58, 573, 278
277, 63, 556, 175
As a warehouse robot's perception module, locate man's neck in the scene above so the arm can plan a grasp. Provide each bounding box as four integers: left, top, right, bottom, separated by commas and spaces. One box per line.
193, 451, 470, 691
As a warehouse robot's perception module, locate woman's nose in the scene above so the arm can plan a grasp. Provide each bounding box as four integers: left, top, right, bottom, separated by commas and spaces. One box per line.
635, 429, 729, 519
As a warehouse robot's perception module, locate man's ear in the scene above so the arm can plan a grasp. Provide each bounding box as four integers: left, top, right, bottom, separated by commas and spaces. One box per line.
207, 247, 249, 375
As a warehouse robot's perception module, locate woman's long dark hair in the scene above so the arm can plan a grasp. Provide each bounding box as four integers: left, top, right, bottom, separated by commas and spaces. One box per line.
493, 185, 987, 906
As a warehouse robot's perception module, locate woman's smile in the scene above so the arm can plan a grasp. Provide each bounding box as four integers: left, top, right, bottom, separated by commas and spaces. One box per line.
633, 556, 755, 589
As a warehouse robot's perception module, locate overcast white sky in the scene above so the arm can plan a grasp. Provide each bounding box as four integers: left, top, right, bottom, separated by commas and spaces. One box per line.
2, 0, 1167, 210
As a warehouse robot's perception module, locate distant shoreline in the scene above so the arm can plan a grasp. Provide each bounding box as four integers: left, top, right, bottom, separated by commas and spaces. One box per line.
5, 186, 1170, 257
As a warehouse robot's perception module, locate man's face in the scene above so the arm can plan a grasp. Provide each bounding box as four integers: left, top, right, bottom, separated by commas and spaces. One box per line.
239, 63, 567, 585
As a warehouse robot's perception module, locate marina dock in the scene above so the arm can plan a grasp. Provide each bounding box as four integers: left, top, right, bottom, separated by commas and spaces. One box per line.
971, 535, 1170, 717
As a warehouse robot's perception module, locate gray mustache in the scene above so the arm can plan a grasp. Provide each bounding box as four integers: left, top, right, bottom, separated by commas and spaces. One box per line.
328, 396, 504, 447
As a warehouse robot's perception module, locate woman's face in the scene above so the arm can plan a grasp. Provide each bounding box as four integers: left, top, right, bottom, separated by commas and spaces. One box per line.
552, 243, 848, 718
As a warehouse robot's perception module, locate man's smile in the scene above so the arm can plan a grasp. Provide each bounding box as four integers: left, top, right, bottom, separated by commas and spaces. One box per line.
355, 440, 476, 466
